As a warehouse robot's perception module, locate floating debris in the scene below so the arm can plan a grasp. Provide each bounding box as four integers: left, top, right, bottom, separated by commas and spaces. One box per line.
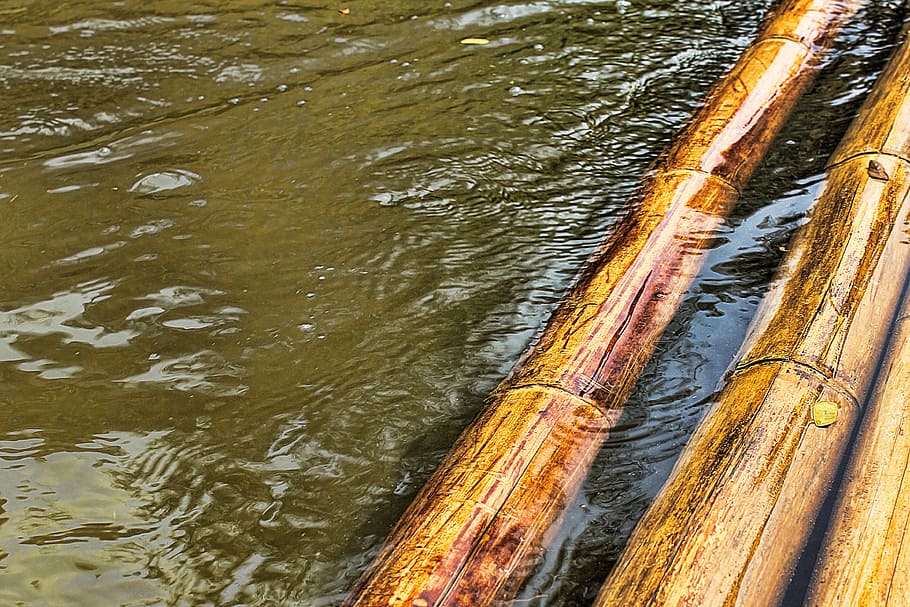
868, 158, 889, 181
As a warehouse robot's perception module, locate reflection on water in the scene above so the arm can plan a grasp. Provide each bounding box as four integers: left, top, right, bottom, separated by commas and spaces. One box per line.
0, 0, 904, 605
0, 279, 136, 368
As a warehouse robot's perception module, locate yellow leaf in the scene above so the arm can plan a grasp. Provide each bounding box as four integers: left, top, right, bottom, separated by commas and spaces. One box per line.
338, 7, 350, 15
460, 37, 490, 45
812, 401, 838, 427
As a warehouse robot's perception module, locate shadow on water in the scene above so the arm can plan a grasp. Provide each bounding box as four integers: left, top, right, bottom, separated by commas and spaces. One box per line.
0, 0, 906, 606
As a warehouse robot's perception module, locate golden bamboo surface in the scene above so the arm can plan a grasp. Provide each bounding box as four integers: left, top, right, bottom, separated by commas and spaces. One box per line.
806, 81, 910, 604
805, 288, 910, 607
595, 24, 910, 607
344, 1, 864, 606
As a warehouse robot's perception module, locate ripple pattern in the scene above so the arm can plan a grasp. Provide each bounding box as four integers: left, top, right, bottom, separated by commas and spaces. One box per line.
0, 0, 904, 606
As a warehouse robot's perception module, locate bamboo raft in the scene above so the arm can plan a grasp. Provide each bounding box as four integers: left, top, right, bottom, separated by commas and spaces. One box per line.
595, 19, 910, 606
807, 270, 910, 605
345, 1, 867, 606
341, 1, 910, 606
804, 30, 910, 607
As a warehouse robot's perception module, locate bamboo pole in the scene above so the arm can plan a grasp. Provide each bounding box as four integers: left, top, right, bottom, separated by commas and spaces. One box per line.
805, 283, 910, 607
594, 24, 910, 607
805, 52, 910, 600
345, 2, 865, 606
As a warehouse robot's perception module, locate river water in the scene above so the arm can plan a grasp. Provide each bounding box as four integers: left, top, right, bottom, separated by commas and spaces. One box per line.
0, 1, 903, 606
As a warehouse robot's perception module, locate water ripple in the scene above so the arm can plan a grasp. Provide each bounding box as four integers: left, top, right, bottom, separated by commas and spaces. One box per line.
116, 350, 247, 397
0, 280, 135, 362
0, 0, 902, 605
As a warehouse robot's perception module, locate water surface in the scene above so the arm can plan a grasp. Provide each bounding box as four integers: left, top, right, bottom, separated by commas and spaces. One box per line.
0, 1, 904, 605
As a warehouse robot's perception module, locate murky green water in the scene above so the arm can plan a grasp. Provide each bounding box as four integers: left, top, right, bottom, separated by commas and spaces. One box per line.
0, 1, 904, 605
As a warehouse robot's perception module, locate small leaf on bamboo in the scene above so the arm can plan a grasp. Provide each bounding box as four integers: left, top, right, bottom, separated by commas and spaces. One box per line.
812, 401, 838, 427
868, 159, 889, 182
460, 37, 490, 45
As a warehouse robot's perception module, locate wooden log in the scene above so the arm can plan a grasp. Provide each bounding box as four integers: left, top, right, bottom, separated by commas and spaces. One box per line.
344, 2, 865, 606
594, 24, 910, 607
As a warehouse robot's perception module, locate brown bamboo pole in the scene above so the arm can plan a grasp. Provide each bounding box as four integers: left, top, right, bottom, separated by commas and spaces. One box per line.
805, 281, 910, 607
806, 91, 910, 605
594, 24, 910, 607
345, 2, 865, 606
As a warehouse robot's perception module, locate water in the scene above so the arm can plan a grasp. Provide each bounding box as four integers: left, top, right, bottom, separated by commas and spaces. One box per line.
0, 1, 904, 605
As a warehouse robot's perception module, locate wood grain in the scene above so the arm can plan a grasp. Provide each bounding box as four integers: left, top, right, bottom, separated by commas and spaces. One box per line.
594, 25, 910, 607
806, 32, 910, 596
344, 1, 865, 605
806, 306, 910, 606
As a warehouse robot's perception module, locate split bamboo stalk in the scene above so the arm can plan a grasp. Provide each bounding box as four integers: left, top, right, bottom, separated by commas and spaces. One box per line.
594, 23, 910, 607
345, 1, 865, 606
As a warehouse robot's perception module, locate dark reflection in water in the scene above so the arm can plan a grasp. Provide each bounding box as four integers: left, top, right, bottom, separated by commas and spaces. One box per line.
0, 0, 904, 605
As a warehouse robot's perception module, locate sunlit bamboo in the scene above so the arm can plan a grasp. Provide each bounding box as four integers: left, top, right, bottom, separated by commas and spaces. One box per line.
345, 1, 866, 605
805, 46, 910, 597
805, 287, 910, 607
595, 24, 910, 607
